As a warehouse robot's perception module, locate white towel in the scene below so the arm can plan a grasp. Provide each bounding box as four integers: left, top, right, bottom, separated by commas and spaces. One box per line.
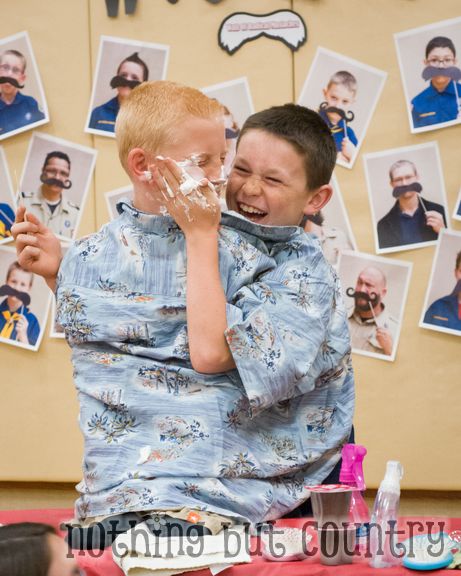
112, 522, 251, 576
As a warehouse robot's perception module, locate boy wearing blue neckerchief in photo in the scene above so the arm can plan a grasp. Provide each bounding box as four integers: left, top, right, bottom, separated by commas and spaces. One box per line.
0, 260, 40, 345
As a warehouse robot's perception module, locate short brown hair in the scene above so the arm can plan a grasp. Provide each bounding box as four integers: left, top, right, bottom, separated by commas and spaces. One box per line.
115, 81, 223, 171
6, 261, 33, 287
0, 522, 56, 576
238, 104, 337, 190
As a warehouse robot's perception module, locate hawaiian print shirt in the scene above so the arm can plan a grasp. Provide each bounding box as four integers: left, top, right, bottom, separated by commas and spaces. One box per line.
56, 202, 355, 525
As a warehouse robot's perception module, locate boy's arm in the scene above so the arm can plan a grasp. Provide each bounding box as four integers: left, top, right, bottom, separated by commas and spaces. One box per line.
153, 159, 235, 374
12, 206, 62, 292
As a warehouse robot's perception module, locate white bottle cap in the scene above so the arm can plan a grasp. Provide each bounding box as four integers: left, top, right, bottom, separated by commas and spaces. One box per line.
379, 460, 403, 494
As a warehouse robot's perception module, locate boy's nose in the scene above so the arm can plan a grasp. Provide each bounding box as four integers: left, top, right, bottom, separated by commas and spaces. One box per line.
242, 176, 262, 195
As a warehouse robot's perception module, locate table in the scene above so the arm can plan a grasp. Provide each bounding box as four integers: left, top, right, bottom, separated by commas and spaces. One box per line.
0, 508, 459, 575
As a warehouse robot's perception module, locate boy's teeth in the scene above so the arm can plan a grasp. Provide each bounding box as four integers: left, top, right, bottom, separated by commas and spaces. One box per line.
239, 203, 265, 215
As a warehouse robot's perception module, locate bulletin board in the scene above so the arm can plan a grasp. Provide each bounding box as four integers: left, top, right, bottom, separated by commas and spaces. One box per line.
0, 0, 459, 491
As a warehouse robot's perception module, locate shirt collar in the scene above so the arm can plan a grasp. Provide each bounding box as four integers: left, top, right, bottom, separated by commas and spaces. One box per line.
0, 91, 23, 110
116, 201, 303, 243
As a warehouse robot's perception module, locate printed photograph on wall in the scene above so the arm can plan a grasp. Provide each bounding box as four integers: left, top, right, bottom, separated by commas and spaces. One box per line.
85, 35, 169, 137
303, 174, 357, 268
201, 77, 254, 179
363, 142, 449, 254
337, 250, 412, 362
395, 16, 461, 133
18, 133, 97, 242
420, 229, 461, 337
105, 185, 133, 221
0, 31, 48, 141
453, 187, 461, 222
0, 146, 15, 245
0, 245, 51, 351
297, 47, 387, 169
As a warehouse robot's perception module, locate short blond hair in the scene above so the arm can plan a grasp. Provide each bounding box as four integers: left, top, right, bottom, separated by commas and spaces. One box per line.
116, 81, 223, 171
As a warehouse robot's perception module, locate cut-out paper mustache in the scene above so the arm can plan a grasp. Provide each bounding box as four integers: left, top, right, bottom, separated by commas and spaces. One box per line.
0, 76, 24, 89
0, 284, 31, 306
218, 10, 307, 55
40, 173, 72, 189
346, 287, 379, 307
319, 102, 355, 123
392, 182, 423, 198
422, 66, 461, 82
110, 75, 142, 90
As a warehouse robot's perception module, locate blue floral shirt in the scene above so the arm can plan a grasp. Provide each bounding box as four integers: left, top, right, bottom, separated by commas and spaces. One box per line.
56, 201, 354, 524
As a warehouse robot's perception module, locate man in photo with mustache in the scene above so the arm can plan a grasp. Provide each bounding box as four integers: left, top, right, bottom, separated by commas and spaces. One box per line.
377, 159, 446, 250
0, 49, 45, 136
20, 151, 79, 240
318, 71, 358, 164
411, 36, 461, 129
423, 250, 461, 332
0, 260, 39, 346
89, 52, 149, 134
347, 266, 397, 356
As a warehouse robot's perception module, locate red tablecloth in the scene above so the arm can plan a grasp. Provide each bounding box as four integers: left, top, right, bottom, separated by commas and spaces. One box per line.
0, 508, 459, 575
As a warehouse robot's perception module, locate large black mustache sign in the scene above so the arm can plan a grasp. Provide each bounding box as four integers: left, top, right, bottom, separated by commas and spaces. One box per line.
218, 10, 307, 55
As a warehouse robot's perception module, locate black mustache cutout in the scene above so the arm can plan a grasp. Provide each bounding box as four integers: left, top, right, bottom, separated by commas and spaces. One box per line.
40, 173, 72, 189
0, 76, 25, 89
422, 66, 461, 82
0, 284, 31, 307
346, 287, 379, 307
319, 101, 355, 123
392, 182, 423, 198
110, 75, 142, 90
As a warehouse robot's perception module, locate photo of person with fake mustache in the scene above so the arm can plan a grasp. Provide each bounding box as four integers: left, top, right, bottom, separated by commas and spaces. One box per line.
346, 266, 398, 357
0, 260, 40, 346
411, 36, 461, 129
377, 159, 447, 250
20, 151, 79, 240
0, 48, 45, 136
318, 70, 358, 164
88, 52, 149, 134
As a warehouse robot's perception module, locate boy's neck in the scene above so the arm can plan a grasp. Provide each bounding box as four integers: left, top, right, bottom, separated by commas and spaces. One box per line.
132, 188, 165, 215
6, 297, 21, 312
0, 89, 19, 105
431, 77, 451, 93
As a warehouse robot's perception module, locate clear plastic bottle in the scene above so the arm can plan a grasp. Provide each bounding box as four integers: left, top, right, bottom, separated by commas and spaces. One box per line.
369, 461, 404, 568
339, 444, 371, 555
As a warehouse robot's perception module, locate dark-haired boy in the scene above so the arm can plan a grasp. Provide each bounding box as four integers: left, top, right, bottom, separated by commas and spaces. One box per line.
411, 36, 461, 128
13, 82, 354, 532
21, 151, 79, 239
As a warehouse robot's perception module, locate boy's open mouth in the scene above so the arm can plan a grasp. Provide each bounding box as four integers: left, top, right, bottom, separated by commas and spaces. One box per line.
237, 202, 268, 222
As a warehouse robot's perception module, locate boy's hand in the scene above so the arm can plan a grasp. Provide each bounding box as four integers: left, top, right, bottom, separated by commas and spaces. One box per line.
151, 158, 221, 237
425, 210, 444, 234
340, 137, 356, 163
12, 206, 62, 289
15, 314, 29, 344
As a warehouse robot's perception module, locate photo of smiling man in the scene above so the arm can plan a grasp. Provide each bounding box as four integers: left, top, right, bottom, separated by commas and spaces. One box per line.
19, 133, 97, 242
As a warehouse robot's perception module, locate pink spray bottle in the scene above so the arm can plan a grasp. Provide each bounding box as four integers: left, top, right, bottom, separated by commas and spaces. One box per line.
339, 444, 370, 554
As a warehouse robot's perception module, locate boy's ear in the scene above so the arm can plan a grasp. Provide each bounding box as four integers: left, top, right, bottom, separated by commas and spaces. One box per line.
303, 184, 333, 216
127, 148, 150, 180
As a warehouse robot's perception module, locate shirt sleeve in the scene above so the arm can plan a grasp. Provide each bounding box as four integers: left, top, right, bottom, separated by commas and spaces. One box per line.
27, 312, 40, 346
224, 257, 337, 416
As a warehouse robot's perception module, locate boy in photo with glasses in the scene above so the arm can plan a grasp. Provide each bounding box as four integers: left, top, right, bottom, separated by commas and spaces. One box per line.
411, 36, 461, 128
0, 49, 45, 136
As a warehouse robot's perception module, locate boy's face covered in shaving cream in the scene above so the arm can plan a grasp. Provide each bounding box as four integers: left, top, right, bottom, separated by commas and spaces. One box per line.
157, 116, 227, 186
